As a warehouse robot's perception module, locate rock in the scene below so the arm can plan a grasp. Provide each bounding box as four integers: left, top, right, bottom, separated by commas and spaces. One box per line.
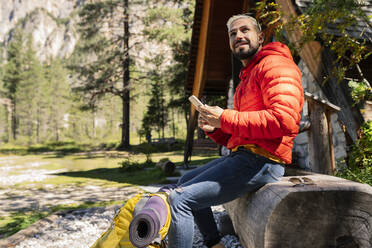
156, 160, 176, 176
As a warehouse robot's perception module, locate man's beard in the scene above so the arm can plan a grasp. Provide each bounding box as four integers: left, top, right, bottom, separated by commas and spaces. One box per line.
232, 47, 258, 60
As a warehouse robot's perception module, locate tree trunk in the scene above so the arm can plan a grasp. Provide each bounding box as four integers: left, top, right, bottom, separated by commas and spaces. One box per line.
27, 110, 33, 145
92, 110, 96, 139
224, 174, 372, 248
36, 107, 40, 143
120, 0, 130, 149
11, 100, 16, 140
55, 119, 59, 142
171, 99, 176, 137
4, 105, 10, 142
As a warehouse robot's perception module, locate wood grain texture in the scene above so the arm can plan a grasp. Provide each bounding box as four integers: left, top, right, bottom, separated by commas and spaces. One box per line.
307, 100, 332, 174
224, 175, 372, 248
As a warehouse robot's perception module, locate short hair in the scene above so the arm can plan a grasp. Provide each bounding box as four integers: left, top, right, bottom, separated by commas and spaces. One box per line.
226, 14, 262, 32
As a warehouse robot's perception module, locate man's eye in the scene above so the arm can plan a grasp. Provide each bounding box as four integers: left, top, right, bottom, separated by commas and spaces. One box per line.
230, 32, 236, 37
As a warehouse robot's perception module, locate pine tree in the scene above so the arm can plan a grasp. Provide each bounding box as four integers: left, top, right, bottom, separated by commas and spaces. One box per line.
0, 47, 10, 142
44, 58, 70, 142
71, 0, 139, 149
14, 36, 45, 143
141, 56, 168, 139
2, 29, 24, 140
143, 0, 194, 126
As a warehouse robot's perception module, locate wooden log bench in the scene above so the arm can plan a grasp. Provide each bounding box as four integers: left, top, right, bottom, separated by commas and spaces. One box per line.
224, 174, 372, 248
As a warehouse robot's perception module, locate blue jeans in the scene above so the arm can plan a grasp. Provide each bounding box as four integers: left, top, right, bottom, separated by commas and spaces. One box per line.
167, 149, 285, 248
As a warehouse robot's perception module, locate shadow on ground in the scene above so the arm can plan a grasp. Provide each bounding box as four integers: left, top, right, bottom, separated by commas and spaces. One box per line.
54, 167, 168, 186
54, 157, 218, 186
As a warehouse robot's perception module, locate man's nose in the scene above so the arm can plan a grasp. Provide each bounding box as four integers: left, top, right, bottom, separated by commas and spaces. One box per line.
236, 30, 244, 39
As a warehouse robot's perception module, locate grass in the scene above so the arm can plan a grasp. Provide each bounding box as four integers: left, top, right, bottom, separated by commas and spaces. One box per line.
0, 141, 90, 155
0, 147, 219, 239
0, 211, 49, 239
46, 167, 171, 186
0, 140, 187, 156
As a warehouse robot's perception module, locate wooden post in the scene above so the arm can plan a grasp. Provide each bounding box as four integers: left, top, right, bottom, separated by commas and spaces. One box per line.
308, 100, 332, 174
305, 92, 340, 174
184, 0, 212, 166
326, 109, 336, 173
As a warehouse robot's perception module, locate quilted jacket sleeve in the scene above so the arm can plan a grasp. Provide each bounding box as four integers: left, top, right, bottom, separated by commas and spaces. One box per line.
220, 57, 304, 140
206, 128, 231, 147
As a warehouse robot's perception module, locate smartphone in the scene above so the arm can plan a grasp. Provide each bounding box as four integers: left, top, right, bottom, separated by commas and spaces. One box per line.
188, 95, 204, 108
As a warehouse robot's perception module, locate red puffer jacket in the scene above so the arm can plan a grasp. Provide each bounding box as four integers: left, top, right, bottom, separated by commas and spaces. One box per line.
207, 42, 304, 164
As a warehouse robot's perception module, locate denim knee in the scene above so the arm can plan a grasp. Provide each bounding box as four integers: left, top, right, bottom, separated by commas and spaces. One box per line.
168, 187, 191, 216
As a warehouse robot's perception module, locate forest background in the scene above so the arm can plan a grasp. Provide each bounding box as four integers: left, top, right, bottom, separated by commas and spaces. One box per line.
0, 0, 370, 166
0, 0, 199, 150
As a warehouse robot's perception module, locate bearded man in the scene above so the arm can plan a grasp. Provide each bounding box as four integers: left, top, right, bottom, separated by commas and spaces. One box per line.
167, 14, 304, 248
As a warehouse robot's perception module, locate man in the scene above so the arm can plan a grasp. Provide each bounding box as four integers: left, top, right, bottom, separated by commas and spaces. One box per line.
167, 14, 304, 248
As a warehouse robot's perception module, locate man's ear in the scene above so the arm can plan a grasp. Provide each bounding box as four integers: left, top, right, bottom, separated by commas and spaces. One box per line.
258, 32, 264, 44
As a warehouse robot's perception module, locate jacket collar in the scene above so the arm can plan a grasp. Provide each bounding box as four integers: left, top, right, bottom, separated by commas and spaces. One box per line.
239, 42, 293, 80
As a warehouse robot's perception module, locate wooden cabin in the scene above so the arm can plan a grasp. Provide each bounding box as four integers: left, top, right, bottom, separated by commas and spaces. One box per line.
184, 0, 372, 173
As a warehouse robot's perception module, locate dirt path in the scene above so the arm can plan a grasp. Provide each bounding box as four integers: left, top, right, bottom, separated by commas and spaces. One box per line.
0, 184, 139, 217
0, 156, 141, 217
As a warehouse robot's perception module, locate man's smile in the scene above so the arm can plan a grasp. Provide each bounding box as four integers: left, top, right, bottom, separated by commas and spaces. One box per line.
235, 41, 249, 48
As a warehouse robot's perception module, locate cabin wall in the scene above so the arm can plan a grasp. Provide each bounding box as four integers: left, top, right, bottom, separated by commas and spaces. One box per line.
293, 60, 347, 170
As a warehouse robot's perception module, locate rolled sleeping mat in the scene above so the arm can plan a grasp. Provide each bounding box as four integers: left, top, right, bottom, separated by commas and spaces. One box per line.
129, 195, 168, 247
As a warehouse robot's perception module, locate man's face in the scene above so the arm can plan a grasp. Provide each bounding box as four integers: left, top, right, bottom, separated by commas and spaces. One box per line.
228, 18, 264, 61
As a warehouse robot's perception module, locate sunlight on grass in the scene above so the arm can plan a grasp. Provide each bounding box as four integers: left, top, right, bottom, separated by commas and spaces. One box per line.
0, 211, 49, 239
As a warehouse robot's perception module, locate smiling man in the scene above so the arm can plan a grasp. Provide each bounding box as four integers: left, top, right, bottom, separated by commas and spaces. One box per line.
229, 15, 263, 62
167, 14, 304, 248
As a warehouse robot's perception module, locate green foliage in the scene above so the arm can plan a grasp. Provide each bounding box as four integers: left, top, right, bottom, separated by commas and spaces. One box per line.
0, 211, 48, 239
166, 40, 191, 118
16, 36, 47, 144
118, 143, 174, 172
0, 141, 90, 155
118, 154, 144, 172
337, 166, 372, 186
142, 0, 194, 128
348, 79, 372, 105
2, 29, 24, 100
71, 0, 137, 148
257, 0, 371, 84
0, 31, 75, 144
349, 121, 372, 169
298, 0, 370, 82
44, 58, 70, 142
0, 0, 193, 147
141, 143, 156, 164
45, 10, 70, 26
143, 6, 192, 43
141, 56, 168, 139
337, 121, 372, 185
130, 140, 185, 154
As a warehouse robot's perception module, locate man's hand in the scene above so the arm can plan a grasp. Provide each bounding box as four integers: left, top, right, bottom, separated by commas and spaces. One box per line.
197, 105, 224, 129
198, 114, 215, 132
